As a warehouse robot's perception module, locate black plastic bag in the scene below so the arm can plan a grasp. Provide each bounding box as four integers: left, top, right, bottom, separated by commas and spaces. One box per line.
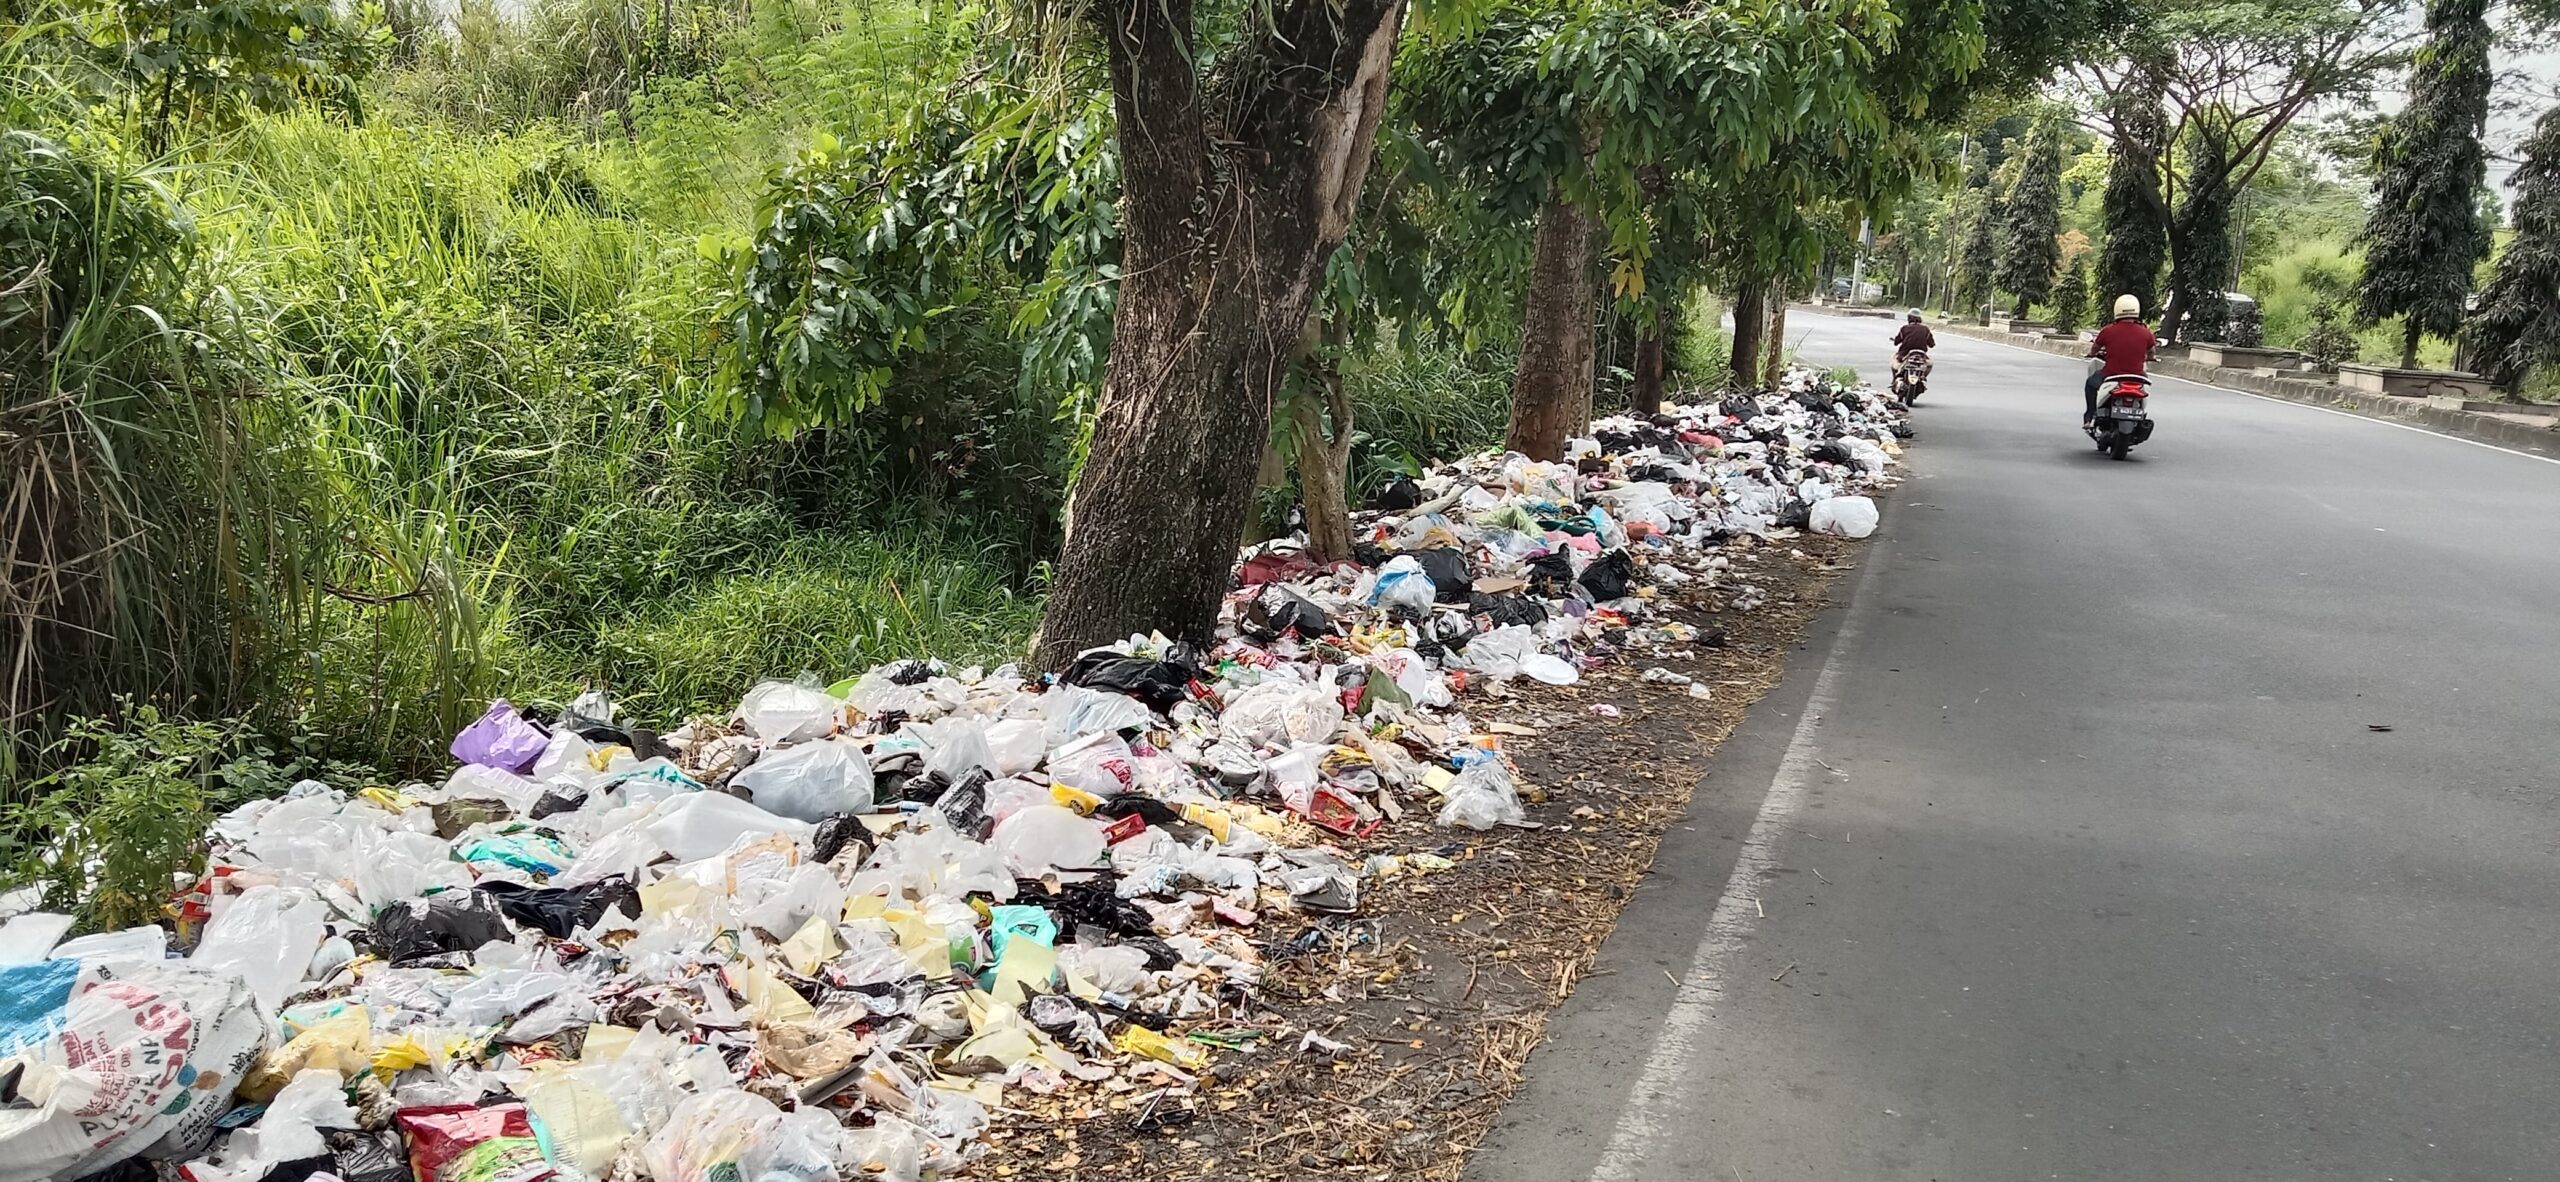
1059, 645, 1203, 710
528, 788, 587, 820
1406, 547, 1474, 602
812, 813, 875, 864
1579, 549, 1637, 600
1241, 585, 1333, 641
1470, 591, 1549, 628
933, 769, 994, 840
1525, 551, 1577, 598
369, 891, 512, 963
326, 1131, 412, 1182
477, 878, 641, 939
1369, 475, 1422, 510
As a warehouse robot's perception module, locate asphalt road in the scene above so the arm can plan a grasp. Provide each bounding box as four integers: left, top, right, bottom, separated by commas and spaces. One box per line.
1467, 312, 2560, 1181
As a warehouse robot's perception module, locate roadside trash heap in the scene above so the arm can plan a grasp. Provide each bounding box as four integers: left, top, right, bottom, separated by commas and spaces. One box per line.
0, 368, 1904, 1182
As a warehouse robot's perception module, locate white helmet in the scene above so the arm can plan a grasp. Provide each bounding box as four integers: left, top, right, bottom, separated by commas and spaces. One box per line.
2113, 294, 2141, 319
1907, 308, 1924, 321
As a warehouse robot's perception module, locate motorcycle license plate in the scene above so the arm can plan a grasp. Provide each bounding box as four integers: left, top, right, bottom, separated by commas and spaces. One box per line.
2110, 405, 2146, 419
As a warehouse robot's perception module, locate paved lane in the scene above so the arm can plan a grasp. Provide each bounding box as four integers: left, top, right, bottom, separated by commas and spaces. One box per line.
1468, 312, 2560, 1181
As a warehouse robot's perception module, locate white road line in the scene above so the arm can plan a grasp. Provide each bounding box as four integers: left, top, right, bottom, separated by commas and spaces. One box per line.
1582, 550, 1886, 1182
1880, 317, 2560, 468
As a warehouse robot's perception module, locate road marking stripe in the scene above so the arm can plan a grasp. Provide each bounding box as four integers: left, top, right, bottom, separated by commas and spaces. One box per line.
1582, 549, 1886, 1181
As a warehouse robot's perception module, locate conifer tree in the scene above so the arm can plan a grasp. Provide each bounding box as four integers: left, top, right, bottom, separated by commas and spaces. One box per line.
2459, 107, 2560, 392
2354, 0, 2494, 369
1996, 117, 2066, 317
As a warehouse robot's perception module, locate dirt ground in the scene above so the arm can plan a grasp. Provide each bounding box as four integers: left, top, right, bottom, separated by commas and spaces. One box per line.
986, 532, 1860, 1180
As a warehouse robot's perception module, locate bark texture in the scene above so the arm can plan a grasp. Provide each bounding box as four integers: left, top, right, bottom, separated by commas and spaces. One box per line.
1032, 0, 1404, 668
1729, 282, 1766, 388
1631, 323, 1665, 413
1762, 283, 1788, 387
1291, 367, 1357, 564
1504, 197, 1598, 460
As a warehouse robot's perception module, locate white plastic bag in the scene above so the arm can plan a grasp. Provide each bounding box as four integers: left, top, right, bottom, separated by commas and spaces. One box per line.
189, 884, 327, 1011
642, 1088, 785, 1182
644, 792, 814, 862
178, 1068, 356, 1182
1366, 555, 1436, 614
736, 680, 844, 743
1436, 761, 1526, 830
1042, 684, 1155, 741
1218, 681, 1343, 749
1462, 625, 1537, 682
983, 718, 1047, 777
990, 806, 1105, 874
730, 738, 875, 822
1808, 495, 1880, 538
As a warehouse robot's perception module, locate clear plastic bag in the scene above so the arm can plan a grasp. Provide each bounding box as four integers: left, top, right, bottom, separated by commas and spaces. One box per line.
990, 805, 1106, 874
736, 680, 844, 743
644, 792, 812, 863
641, 1088, 783, 1182
1436, 760, 1527, 830
730, 738, 875, 823
1218, 681, 1343, 749
189, 883, 328, 1011
983, 718, 1046, 776
1048, 730, 1137, 797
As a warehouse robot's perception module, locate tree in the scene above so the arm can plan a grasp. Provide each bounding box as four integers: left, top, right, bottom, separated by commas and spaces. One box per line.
2458, 107, 2560, 392
1027, 0, 1409, 666
2354, 0, 2493, 369
2053, 259, 2092, 333
2096, 47, 2169, 313
2077, 0, 2416, 341
1997, 115, 2066, 316
1400, 0, 1890, 458
1957, 192, 1999, 319
2172, 114, 2239, 341
91, 0, 388, 150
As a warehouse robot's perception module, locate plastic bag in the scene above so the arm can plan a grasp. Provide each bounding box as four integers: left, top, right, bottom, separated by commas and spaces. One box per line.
516, 1072, 627, 1175
736, 680, 843, 743
1240, 585, 1333, 641
450, 700, 548, 774
740, 1108, 846, 1182
369, 892, 512, 964
351, 827, 473, 912
1219, 681, 1344, 749
1406, 547, 1474, 601
1809, 495, 1879, 538
643, 791, 812, 862
0, 913, 70, 966
190, 883, 328, 1011
640, 1089, 781, 1182
1578, 549, 1637, 600
731, 738, 875, 823
179, 1068, 357, 1182
1058, 646, 1202, 710
1436, 760, 1527, 830
1367, 555, 1436, 614
983, 718, 1047, 777
0, 960, 269, 1182
41, 924, 165, 964
476, 878, 640, 939
1462, 625, 1537, 682
991, 806, 1106, 874
396, 1104, 554, 1182
1042, 685, 1156, 741
1048, 731, 1137, 797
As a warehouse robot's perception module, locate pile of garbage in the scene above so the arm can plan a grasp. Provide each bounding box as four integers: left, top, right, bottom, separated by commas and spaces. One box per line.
0, 368, 1905, 1182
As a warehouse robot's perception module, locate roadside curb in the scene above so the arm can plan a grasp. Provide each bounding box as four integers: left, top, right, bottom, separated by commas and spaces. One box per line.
1902, 315, 2560, 457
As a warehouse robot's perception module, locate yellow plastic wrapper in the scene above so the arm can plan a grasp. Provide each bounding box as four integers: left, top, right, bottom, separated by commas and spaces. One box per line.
356, 786, 419, 813
1114, 1027, 1208, 1070
371, 1034, 437, 1077
242, 1008, 373, 1101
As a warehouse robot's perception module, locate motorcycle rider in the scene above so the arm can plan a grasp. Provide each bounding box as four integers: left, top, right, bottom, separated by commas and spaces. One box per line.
2084, 294, 2157, 427
1889, 308, 1934, 386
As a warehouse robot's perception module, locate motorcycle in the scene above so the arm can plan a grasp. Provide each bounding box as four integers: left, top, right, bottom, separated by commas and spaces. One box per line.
1891, 349, 1931, 404
2086, 373, 2153, 459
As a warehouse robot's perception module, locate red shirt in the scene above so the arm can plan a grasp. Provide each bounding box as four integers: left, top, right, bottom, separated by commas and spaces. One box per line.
2091, 319, 2155, 377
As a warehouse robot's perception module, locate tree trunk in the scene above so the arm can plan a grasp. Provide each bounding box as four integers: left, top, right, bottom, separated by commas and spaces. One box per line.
1291, 364, 1357, 564
1505, 196, 1598, 460
2400, 320, 2422, 371
1762, 281, 1788, 386
1729, 282, 1766, 388
1033, 0, 1403, 669
1631, 321, 1665, 413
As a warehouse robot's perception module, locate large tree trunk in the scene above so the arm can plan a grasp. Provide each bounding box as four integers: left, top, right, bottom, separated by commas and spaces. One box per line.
1505, 197, 1598, 459
1033, 0, 1403, 669
1728, 282, 1766, 388
1631, 319, 1665, 413
2400, 320, 2422, 371
1762, 281, 1788, 386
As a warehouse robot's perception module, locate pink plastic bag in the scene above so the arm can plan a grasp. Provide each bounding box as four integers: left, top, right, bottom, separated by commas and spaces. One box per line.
451, 700, 548, 774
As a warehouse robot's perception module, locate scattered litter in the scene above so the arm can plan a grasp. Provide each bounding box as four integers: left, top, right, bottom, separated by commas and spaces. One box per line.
0, 366, 1905, 1181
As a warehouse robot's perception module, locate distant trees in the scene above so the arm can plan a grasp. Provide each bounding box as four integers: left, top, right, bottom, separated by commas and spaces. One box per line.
2459, 107, 2560, 392
2094, 48, 2168, 315
1996, 116, 2065, 317
2354, 0, 2494, 369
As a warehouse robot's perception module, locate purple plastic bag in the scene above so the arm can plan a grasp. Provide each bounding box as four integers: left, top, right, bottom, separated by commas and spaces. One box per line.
451, 699, 549, 774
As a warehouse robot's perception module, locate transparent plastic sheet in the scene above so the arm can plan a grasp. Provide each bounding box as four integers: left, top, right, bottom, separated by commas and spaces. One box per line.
1217, 680, 1343, 749
640, 1088, 782, 1182
1047, 731, 1137, 796
643, 792, 813, 863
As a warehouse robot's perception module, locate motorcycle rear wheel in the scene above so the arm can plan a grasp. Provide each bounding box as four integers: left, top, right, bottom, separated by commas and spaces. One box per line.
2108, 438, 2131, 460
